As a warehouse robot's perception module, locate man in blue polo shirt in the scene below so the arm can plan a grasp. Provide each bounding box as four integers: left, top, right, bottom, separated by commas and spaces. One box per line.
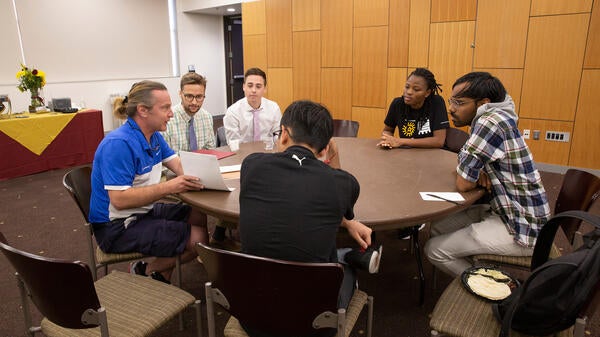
89, 80, 209, 283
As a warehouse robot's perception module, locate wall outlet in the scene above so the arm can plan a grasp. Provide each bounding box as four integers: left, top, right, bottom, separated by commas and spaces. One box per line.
545, 131, 570, 142
523, 129, 531, 139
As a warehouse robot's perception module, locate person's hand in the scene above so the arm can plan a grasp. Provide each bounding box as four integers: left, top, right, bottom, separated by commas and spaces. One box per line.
477, 170, 492, 193
167, 175, 205, 193
377, 134, 400, 149
342, 218, 372, 250
325, 139, 340, 168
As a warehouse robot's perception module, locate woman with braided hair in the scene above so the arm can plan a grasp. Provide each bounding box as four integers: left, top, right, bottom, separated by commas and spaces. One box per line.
378, 68, 449, 149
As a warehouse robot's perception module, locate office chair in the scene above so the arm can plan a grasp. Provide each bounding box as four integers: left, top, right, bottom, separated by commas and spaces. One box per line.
216, 126, 228, 147
333, 119, 360, 137
63, 166, 182, 287
471, 168, 600, 269
429, 211, 600, 337
0, 232, 201, 337
196, 242, 374, 337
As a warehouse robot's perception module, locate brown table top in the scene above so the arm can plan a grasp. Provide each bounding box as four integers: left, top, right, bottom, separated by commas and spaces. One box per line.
178, 137, 484, 231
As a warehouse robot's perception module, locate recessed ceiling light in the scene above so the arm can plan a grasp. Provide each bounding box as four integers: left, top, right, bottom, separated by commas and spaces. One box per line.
226, 8, 235, 12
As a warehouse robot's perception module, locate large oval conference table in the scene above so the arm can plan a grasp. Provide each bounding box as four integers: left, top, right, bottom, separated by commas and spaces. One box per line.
178, 137, 484, 231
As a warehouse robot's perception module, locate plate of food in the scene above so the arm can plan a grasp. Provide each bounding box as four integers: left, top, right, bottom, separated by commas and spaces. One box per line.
461, 266, 519, 302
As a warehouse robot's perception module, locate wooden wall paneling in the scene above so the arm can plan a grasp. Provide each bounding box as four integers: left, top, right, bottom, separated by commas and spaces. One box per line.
584, 1, 600, 68
431, 0, 477, 23
408, 0, 431, 68
386, 68, 409, 137
387, 68, 409, 109
354, 0, 389, 27
518, 119, 573, 165
388, 0, 410, 67
292, 31, 321, 102
474, 68, 524, 114
243, 34, 268, 72
322, 0, 353, 67
267, 68, 293, 114
321, 68, 353, 120
292, 0, 320, 32
352, 107, 387, 138
530, 0, 592, 16
352, 26, 389, 108
473, 0, 530, 68
520, 14, 589, 120
242, 0, 266, 35
569, 70, 600, 168
428, 21, 475, 104
265, 0, 292, 67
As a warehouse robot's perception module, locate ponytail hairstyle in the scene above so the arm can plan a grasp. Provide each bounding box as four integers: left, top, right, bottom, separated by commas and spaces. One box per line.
113, 80, 168, 119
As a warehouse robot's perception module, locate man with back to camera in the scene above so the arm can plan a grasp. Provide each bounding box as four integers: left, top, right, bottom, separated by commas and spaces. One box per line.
89, 80, 209, 283
238, 100, 382, 337
424, 72, 550, 277
223, 67, 281, 144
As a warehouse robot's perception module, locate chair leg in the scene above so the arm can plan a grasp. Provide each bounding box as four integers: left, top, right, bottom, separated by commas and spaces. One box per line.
16, 274, 39, 337
206, 283, 217, 337
176, 256, 184, 331
192, 299, 202, 337
366, 295, 374, 337
412, 226, 425, 305
573, 316, 587, 337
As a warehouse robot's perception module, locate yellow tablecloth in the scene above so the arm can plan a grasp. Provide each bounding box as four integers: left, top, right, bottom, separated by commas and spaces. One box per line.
0, 112, 77, 155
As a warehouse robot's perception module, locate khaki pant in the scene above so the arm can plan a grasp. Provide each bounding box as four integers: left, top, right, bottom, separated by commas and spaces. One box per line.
424, 204, 532, 277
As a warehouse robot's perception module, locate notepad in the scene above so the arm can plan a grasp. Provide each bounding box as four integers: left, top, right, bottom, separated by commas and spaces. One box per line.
193, 149, 236, 160
180, 151, 236, 191
420, 192, 465, 202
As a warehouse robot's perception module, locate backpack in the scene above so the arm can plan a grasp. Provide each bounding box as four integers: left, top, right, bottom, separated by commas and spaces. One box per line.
492, 210, 600, 337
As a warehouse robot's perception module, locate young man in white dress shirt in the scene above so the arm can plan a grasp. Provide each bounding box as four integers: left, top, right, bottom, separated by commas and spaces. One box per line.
223, 68, 281, 144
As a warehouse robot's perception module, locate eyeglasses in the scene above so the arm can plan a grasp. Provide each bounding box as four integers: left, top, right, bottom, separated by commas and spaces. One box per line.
447, 98, 475, 108
182, 93, 206, 102
272, 129, 282, 142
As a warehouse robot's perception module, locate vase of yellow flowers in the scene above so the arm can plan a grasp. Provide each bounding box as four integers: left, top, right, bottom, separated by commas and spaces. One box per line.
16, 64, 46, 112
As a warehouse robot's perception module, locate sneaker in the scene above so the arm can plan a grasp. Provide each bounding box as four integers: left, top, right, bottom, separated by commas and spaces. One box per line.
345, 245, 383, 274
398, 223, 426, 240
209, 237, 242, 252
150, 271, 171, 285
129, 260, 148, 276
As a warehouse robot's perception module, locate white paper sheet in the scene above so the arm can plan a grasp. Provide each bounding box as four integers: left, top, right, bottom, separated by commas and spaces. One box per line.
179, 151, 235, 191
219, 164, 241, 173
420, 192, 465, 201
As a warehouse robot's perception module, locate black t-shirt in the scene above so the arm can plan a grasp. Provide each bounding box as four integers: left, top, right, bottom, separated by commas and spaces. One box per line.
239, 145, 359, 264
384, 94, 449, 138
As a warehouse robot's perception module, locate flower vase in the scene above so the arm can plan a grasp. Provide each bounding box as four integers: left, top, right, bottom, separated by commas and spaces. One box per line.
28, 88, 43, 112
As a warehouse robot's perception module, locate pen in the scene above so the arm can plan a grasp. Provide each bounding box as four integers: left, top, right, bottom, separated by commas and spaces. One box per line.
426, 193, 464, 206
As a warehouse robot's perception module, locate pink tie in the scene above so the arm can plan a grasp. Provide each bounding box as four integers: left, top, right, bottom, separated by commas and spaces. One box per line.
253, 109, 261, 141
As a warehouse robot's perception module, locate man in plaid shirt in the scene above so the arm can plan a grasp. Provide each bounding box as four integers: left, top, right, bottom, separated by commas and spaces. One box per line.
425, 72, 550, 277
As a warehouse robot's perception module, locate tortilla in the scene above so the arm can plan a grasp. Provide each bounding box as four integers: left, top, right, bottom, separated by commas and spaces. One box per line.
466, 274, 512, 301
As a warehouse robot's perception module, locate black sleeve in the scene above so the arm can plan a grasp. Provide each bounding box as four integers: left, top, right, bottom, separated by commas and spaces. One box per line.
384, 97, 404, 130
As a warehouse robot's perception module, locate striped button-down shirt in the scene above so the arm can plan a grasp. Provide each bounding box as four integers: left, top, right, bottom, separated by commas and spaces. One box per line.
161, 104, 215, 152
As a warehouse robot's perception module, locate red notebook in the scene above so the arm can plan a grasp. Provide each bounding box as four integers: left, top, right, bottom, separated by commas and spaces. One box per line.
193, 149, 236, 160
